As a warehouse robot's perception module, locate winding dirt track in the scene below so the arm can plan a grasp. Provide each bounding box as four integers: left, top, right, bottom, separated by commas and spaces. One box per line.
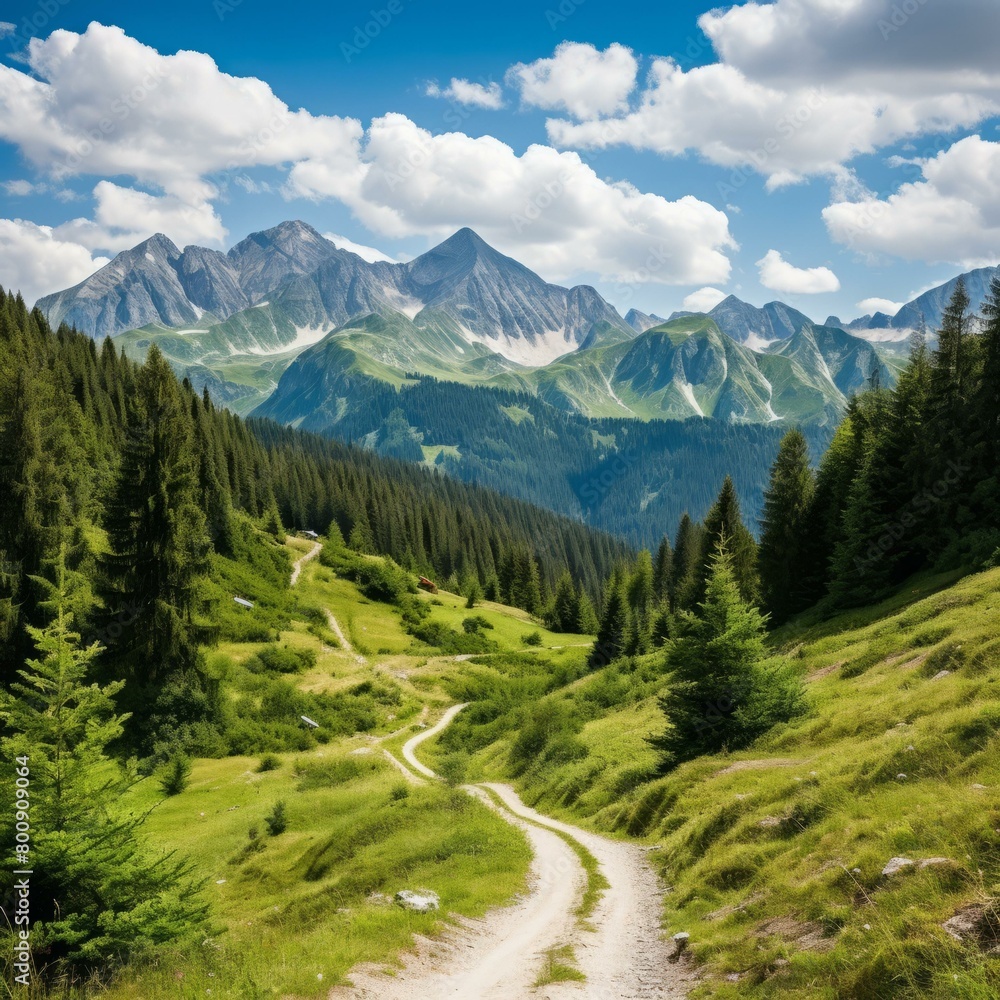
330, 707, 694, 1000
290, 540, 322, 586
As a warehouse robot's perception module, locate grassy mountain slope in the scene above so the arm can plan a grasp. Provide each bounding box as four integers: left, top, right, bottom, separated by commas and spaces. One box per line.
80, 520, 1000, 1000
434, 565, 1000, 998
94, 525, 1000, 1000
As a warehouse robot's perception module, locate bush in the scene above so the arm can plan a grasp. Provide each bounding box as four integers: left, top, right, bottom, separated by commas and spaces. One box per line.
462, 615, 494, 634
253, 643, 317, 674
257, 753, 281, 772
390, 783, 411, 801
159, 753, 192, 796
438, 751, 470, 786
265, 800, 288, 836
353, 559, 415, 604
522, 631, 543, 647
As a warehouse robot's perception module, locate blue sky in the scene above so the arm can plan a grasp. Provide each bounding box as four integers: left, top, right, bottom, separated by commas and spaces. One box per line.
1, 0, 998, 322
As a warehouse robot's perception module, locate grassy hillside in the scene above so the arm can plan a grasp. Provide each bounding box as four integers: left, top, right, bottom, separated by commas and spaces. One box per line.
92, 532, 1000, 999
437, 566, 1000, 998
93, 536, 585, 1000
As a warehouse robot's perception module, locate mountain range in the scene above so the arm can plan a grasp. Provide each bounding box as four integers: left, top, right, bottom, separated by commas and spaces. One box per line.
35, 220, 919, 425
34, 219, 986, 543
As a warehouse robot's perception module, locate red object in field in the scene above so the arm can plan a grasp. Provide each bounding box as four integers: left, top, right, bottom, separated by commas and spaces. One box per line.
418, 576, 438, 594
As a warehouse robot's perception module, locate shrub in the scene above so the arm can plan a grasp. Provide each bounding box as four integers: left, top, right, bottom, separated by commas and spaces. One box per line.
353, 559, 415, 605
257, 753, 281, 773
390, 783, 410, 801
159, 753, 192, 796
522, 630, 543, 647
438, 751, 470, 786
256, 643, 317, 673
462, 615, 494, 634
265, 800, 288, 836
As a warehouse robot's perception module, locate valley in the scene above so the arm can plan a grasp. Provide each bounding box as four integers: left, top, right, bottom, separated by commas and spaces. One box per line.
89, 531, 1000, 1000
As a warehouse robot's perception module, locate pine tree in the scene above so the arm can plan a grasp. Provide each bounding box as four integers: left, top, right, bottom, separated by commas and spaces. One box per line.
968, 275, 1000, 547
649, 538, 801, 771
931, 277, 974, 411
0, 559, 204, 972
589, 574, 631, 668
624, 550, 654, 654
797, 413, 866, 606
576, 588, 599, 634
652, 536, 673, 604
696, 477, 758, 605
548, 571, 580, 632
98, 346, 211, 690
670, 514, 703, 611
758, 430, 815, 624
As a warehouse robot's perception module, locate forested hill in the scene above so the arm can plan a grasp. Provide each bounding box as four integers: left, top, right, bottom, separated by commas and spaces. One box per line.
255, 372, 833, 548
0, 288, 631, 683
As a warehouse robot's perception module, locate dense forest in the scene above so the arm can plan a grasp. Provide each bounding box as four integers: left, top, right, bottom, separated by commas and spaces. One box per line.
0, 286, 632, 691
276, 374, 832, 548
593, 273, 1000, 658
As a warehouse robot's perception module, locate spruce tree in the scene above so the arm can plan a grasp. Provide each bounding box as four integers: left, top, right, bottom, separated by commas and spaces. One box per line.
589, 574, 631, 668
653, 536, 673, 606
758, 430, 814, 624
969, 275, 1000, 545
696, 477, 758, 605
98, 346, 211, 691
670, 514, 703, 611
576, 588, 599, 634
0, 561, 204, 973
650, 538, 802, 771
549, 571, 580, 632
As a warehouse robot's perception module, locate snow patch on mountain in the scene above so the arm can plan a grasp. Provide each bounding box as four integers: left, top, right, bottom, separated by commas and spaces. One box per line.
744, 331, 780, 352
678, 379, 705, 417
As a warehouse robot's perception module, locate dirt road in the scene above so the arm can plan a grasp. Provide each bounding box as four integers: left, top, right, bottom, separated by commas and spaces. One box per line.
330, 706, 693, 999
290, 541, 322, 586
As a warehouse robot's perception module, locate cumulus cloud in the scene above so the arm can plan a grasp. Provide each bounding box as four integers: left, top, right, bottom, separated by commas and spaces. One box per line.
508, 42, 638, 119
544, 0, 1000, 185
757, 250, 841, 295
857, 297, 903, 316
0, 22, 363, 209
53, 181, 226, 252
0, 22, 15, 39
290, 113, 735, 285
682, 287, 728, 312
824, 135, 1000, 267
0, 23, 736, 295
0, 219, 109, 303
426, 78, 504, 109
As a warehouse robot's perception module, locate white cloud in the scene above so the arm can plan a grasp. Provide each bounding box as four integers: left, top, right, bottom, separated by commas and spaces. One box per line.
508, 42, 638, 119
857, 297, 903, 316
0, 22, 15, 39
4, 179, 43, 196
0, 22, 363, 219
323, 232, 397, 263
824, 135, 1000, 267
757, 249, 841, 294
0, 219, 109, 303
0, 24, 736, 295
426, 78, 504, 110
291, 113, 735, 286
543, 0, 1000, 185
682, 287, 728, 312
